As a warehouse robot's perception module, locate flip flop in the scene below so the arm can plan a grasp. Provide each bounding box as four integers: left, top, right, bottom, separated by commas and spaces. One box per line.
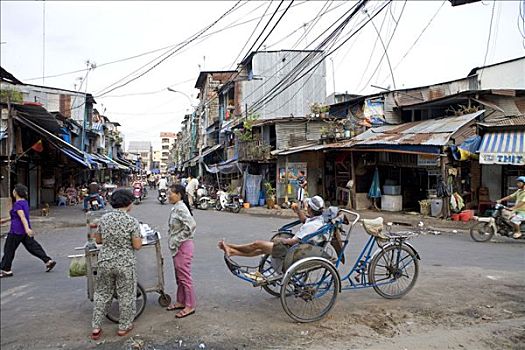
175, 309, 195, 319
166, 304, 185, 311
46, 260, 56, 272
117, 325, 134, 337
513, 232, 523, 239
0, 271, 13, 278
90, 329, 102, 340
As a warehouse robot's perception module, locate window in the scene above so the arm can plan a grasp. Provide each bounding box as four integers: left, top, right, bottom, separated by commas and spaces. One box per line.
162, 145, 169, 150
162, 138, 169, 143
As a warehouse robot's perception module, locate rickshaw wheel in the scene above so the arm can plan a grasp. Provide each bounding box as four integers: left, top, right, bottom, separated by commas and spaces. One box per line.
258, 255, 281, 297
106, 283, 147, 323
369, 244, 419, 299
158, 292, 172, 307
280, 258, 340, 323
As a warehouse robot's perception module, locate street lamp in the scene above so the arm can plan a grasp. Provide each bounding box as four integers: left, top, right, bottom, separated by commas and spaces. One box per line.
166, 87, 194, 107
166, 88, 203, 177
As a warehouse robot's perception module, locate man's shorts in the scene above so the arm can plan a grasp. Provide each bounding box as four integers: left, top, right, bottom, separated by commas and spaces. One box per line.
510, 213, 525, 225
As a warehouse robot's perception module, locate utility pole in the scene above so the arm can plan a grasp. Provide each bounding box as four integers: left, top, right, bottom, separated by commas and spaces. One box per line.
42, 0, 46, 85
6, 97, 13, 199
330, 57, 336, 104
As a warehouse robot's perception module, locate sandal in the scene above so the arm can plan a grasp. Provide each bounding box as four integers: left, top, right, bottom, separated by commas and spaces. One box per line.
91, 329, 102, 340
513, 232, 523, 239
46, 260, 56, 272
0, 270, 13, 278
167, 304, 185, 311
117, 325, 134, 337
175, 309, 195, 319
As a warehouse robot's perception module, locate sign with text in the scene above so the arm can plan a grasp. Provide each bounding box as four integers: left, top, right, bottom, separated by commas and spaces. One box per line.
417, 154, 440, 167
480, 153, 525, 166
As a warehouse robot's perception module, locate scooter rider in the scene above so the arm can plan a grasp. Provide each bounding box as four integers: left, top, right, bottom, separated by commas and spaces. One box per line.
496, 176, 525, 239
84, 180, 105, 211
157, 176, 168, 196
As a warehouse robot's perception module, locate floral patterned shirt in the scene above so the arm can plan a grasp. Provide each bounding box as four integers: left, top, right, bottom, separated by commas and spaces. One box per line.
168, 201, 196, 255
97, 210, 141, 268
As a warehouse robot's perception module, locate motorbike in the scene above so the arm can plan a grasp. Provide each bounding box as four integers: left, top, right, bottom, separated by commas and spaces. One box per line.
195, 185, 211, 210
133, 186, 143, 205
102, 183, 117, 202
158, 188, 167, 205
470, 203, 525, 242
215, 190, 243, 213
87, 194, 102, 211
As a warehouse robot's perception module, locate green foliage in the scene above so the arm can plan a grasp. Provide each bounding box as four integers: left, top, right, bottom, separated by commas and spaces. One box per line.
234, 114, 259, 142
263, 181, 276, 199
0, 88, 23, 104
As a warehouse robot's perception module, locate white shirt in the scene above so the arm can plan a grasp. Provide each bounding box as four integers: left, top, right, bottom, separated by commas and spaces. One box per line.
186, 178, 199, 195
293, 216, 326, 243
158, 178, 168, 190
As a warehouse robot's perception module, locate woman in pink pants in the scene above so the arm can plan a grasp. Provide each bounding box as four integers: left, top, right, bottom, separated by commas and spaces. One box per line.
166, 184, 197, 318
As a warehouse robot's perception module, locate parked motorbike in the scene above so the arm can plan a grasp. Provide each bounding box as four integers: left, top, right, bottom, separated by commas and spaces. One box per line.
470, 204, 525, 242
195, 185, 211, 210
158, 188, 167, 205
215, 190, 243, 213
133, 186, 143, 205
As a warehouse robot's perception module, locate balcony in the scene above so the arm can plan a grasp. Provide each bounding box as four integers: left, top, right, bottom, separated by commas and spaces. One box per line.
238, 140, 273, 162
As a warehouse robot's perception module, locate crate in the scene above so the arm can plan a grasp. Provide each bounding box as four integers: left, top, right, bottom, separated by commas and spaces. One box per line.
383, 185, 401, 195
381, 195, 402, 212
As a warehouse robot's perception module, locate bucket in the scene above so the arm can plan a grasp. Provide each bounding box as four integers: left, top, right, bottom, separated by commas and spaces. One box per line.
451, 213, 461, 221
459, 210, 473, 222
243, 202, 251, 209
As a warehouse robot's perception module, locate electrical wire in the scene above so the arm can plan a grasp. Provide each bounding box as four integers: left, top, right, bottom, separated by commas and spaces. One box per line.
95, 1, 245, 98
249, 0, 373, 113
250, 1, 390, 114
240, 0, 366, 110
229, 1, 273, 69
356, 0, 406, 93
23, 0, 311, 82
482, 0, 497, 68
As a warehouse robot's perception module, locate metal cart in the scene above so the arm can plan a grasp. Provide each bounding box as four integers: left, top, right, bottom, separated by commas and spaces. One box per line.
72, 211, 171, 323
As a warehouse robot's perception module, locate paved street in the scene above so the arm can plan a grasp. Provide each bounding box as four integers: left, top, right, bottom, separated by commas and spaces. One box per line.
1, 198, 524, 350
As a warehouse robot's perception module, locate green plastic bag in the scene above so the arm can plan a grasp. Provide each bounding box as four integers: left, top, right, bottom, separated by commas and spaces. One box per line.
68, 255, 87, 277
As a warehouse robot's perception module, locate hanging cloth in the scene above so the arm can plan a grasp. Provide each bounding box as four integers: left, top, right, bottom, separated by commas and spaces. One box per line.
368, 167, 381, 199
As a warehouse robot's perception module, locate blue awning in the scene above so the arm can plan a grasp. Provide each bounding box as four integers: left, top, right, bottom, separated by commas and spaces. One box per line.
479, 131, 525, 165
60, 148, 90, 168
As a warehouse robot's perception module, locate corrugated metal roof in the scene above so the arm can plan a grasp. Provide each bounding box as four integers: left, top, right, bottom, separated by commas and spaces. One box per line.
480, 115, 525, 128
349, 111, 483, 147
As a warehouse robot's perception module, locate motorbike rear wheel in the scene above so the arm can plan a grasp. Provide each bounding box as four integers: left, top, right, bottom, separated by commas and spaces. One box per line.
470, 222, 495, 242
199, 200, 209, 210
231, 203, 241, 213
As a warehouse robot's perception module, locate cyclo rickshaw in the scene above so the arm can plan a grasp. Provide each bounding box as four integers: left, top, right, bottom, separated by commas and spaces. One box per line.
223, 208, 421, 323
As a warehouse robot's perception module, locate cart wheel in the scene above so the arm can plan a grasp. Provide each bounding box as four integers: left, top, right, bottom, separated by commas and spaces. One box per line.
158, 292, 172, 307
106, 283, 147, 323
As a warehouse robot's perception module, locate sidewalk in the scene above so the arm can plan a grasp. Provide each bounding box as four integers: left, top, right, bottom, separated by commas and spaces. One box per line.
243, 206, 475, 233
0, 205, 86, 234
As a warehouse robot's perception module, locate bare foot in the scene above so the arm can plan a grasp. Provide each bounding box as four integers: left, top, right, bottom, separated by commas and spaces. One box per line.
218, 240, 233, 256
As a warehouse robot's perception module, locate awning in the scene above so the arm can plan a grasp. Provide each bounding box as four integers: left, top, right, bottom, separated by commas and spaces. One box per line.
14, 115, 90, 168
271, 143, 327, 156
102, 155, 129, 170
479, 131, 525, 165
14, 104, 61, 134
201, 144, 223, 158
203, 156, 243, 174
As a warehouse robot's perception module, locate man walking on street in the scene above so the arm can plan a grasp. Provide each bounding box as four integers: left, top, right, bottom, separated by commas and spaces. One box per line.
185, 175, 199, 207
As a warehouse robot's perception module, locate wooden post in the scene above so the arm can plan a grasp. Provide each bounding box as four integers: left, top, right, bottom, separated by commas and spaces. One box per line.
284, 155, 289, 203
6, 100, 13, 197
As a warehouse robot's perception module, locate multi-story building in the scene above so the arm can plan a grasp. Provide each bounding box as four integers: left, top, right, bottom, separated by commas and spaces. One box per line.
159, 132, 177, 174
127, 141, 152, 171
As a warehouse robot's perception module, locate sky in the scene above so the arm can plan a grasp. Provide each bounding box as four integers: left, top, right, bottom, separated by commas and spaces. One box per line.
1, 0, 524, 150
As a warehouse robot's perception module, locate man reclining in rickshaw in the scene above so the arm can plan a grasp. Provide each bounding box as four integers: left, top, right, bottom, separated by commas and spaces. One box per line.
218, 196, 326, 257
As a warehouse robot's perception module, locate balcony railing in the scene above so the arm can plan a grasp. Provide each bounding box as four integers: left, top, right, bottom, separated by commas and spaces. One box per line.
238, 140, 273, 162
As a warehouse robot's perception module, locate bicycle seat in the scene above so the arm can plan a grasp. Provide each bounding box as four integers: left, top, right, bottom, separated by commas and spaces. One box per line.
361, 218, 388, 240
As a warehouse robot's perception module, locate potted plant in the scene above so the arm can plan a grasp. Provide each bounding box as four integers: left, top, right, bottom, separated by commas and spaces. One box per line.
263, 181, 276, 209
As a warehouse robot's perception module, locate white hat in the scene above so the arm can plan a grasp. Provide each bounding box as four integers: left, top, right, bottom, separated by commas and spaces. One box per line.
306, 196, 325, 211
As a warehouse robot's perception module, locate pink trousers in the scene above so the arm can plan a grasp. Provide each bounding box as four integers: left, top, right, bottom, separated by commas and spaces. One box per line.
172, 240, 196, 308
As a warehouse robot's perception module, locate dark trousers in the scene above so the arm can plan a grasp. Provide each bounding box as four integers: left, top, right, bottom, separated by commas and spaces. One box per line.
0, 234, 51, 271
